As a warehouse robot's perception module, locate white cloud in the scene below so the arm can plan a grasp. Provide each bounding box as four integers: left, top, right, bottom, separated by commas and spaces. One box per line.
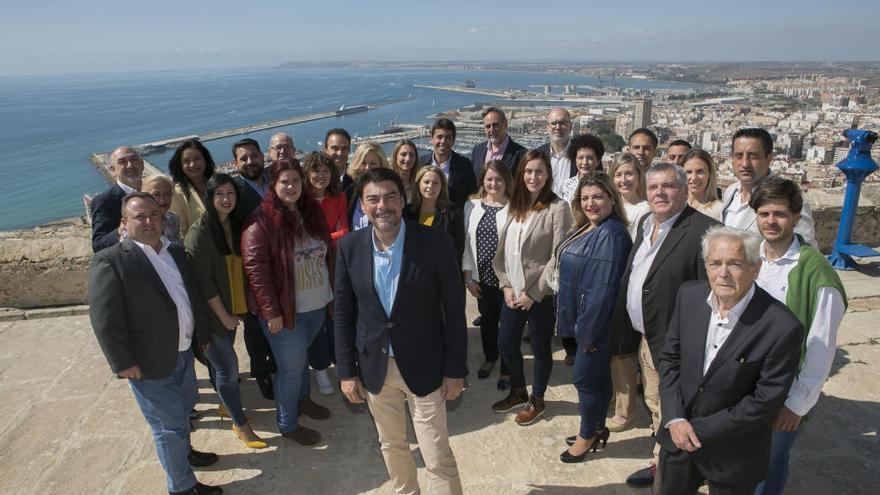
468, 27, 481, 34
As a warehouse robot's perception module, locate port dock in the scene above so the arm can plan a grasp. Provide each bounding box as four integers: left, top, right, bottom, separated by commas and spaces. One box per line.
88, 95, 416, 183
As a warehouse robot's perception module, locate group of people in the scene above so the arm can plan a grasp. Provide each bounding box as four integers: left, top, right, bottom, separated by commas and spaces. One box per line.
88, 104, 845, 495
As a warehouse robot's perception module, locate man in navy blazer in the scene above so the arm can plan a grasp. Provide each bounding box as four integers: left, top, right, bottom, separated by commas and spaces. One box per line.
90, 146, 144, 252
470, 106, 527, 179
335, 168, 468, 494
420, 117, 476, 210
656, 227, 803, 494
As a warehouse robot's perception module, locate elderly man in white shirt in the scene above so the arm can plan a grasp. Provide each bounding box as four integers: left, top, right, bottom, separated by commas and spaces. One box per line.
721, 128, 816, 247
749, 178, 846, 495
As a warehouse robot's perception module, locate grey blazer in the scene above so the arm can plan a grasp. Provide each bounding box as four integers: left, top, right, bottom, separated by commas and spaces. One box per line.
88, 239, 212, 380
493, 197, 572, 302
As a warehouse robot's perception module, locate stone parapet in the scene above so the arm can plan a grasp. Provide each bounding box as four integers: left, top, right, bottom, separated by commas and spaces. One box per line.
1, 185, 879, 309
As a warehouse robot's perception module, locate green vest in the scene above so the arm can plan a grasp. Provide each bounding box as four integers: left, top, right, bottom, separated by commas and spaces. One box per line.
785, 235, 848, 368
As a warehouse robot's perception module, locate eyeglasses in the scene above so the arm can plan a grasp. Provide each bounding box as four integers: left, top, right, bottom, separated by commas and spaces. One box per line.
548, 120, 571, 127
271, 144, 293, 151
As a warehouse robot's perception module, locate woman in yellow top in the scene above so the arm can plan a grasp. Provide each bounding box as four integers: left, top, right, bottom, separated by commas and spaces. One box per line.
170, 139, 216, 237
406, 165, 465, 272
184, 173, 266, 449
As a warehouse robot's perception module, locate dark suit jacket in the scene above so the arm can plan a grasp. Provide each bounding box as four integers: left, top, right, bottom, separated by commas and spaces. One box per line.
420, 151, 476, 211
537, 142, 577, 180
232, 174, 265, 221
470, 138, 527, 178
90, 184, 126, 252
610, 205, 721, 360
405, 204, 465, 272
334, 220, 468, 396
657, 281, 804, 487
88, 239, 212, 380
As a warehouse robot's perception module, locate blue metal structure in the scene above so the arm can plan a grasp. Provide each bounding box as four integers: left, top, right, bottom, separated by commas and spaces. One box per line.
827, 129, 880, 270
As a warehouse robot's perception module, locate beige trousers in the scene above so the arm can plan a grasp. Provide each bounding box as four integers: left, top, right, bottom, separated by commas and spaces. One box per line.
639, 335, 662, 465
609, 353, 639, 420
366, 358, 462, 495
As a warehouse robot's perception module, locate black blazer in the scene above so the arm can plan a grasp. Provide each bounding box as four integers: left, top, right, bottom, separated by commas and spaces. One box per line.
610, 205, 721, 360
536, 142, 577, 179
232, 174, 264, 221
470, 138, 527, 179
333, 220, 468, 396
657, 281, 804, 487
88, 239, 212, 380
405, 204, 465, 272
419, 151, 476, 211
90, 183, 126, 252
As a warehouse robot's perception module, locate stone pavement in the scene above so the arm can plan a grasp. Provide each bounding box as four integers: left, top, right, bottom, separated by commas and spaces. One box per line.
0, 263, 878, 495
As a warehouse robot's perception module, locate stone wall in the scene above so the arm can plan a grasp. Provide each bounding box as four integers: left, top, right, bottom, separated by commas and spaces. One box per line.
0, 219, 92, 308
2, 185, 880, 309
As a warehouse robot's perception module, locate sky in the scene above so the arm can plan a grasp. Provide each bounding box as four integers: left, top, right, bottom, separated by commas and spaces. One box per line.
1, 0, 878, 76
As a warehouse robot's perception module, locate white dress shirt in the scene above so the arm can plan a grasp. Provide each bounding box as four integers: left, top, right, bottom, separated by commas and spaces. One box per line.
131, 236, 194, 351
549, 140, 572, 196
704, 284, 755, 375
625, 210, 684, 333
756, 237, 846, 416
503, 213, 534, 295
721, 181, 817, 247
117, 181, 137, 195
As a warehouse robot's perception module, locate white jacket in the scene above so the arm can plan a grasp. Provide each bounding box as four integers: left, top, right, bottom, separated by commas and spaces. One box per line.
462, 198, 509, 283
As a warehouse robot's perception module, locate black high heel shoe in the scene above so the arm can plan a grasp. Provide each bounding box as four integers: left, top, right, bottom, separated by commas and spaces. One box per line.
561, 429, 610, 463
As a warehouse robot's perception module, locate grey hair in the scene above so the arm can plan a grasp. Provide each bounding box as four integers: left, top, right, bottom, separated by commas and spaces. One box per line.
701, 226, 762, 266
646, 161, 687, 188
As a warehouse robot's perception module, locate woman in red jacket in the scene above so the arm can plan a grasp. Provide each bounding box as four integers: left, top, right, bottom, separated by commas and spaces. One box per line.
241, 158, 333, 446
302, 151, 349, 395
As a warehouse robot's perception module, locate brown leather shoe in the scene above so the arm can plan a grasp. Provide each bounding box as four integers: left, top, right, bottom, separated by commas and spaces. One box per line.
281, 425, 321, 446
492, 387, 528, 413
298, 396, 331, 420
514, 396, 545, 425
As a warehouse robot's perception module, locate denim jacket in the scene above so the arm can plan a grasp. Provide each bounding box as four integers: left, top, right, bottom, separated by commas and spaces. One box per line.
556, 217, 632, 349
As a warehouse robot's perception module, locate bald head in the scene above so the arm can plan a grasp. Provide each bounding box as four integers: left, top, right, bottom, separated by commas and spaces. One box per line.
268, 133, 295, 161
546, 107, 572, 147
109, 146, 144, 190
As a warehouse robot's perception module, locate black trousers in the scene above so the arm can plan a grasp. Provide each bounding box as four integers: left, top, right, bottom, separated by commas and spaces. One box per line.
476, 283, 509, 375
659, 449, 756, 495
242, 312, 276, 377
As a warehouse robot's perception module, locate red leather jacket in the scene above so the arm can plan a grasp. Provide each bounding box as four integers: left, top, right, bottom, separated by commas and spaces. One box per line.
241, 205, 333, 330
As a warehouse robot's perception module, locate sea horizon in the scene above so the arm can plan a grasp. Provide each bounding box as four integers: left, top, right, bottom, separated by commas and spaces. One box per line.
0, 66, 696, 230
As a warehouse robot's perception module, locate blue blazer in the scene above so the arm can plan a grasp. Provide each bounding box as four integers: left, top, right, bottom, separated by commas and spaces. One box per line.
90, 183, 126, 252
556, 218, 632, 349
470, 138, 527, 178
419, 151, 476, 211
333, 220, 468, 396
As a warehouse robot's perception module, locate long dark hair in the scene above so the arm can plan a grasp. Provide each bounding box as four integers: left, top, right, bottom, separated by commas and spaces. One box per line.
168, 140, 216, 199
205, 173, 242, 255
262, 159, 329, 243
508, 149, 556, 222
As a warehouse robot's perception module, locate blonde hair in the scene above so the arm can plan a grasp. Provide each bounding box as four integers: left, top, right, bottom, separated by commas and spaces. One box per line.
141, 174, 173, 192
609, 153, 646, 200
347, 142, 389, 179
411, 165, 451, 212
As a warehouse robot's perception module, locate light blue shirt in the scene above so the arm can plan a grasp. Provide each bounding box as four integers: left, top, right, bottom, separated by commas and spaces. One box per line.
372, 221, 406, 356
242, 170, 271, 198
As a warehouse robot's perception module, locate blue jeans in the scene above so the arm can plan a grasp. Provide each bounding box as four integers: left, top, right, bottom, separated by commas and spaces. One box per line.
129, 349, 198, 493
755, 428, 800, 495
260, 308, 325, 433
572, 345, 612, 439
498, 296, 555, 398
204, 330, 247, 426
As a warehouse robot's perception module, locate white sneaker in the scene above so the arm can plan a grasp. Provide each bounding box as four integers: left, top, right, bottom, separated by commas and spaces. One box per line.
315, 368, 334, 395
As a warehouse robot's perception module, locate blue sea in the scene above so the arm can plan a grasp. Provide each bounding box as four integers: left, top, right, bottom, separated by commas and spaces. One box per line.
0, 67, 696, 230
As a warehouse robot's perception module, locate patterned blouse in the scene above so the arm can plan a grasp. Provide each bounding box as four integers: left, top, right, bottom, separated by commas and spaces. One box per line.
475, 203, 503, 287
